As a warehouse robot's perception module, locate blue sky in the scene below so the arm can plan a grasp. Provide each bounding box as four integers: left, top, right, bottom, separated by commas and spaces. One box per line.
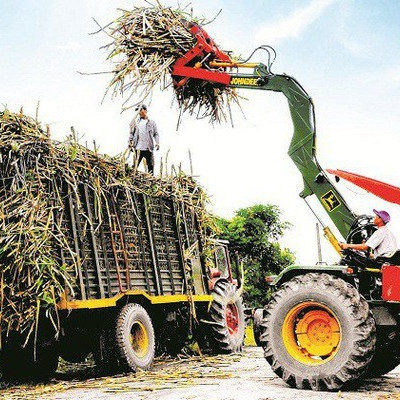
2, 1, 400, 263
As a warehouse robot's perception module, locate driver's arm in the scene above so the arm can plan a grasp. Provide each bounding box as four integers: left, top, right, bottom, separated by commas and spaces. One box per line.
339, 242, 369, 251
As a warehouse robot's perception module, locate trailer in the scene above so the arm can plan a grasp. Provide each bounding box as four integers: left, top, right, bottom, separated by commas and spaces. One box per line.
0, 110, 245, 382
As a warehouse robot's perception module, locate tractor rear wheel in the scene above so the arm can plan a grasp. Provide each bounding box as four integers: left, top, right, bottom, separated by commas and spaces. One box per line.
261, 273, 376, 391
200, 281, 245, 354
115, 303, 155, 372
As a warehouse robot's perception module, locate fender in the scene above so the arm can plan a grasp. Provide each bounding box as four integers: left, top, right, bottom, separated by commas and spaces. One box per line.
272, 264, 355, 287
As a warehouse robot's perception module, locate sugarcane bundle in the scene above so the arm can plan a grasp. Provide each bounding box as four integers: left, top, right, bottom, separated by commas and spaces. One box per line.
101, 2, 240, 122
0, 109, 214, 341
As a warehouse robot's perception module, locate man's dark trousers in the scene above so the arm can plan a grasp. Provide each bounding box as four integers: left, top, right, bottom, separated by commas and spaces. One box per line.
136, 150, 154, 174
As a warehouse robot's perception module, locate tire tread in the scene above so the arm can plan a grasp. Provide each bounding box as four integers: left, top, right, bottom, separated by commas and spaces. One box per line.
260, 273, 376, 391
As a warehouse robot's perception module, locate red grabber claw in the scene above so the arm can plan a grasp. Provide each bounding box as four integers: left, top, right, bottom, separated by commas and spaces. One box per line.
171, 24, 232, 86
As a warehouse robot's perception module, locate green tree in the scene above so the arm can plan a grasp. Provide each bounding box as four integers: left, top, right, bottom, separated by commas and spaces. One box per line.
215, 204, 294, 308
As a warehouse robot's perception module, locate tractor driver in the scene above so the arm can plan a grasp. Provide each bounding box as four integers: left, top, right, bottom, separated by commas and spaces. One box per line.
339, 209, 397, 259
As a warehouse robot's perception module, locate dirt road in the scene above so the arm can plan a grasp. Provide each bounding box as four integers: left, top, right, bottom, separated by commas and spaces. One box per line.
1, 347, 400, 400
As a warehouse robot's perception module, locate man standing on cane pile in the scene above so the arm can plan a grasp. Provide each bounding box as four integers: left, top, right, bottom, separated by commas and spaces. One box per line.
128, 104, 160, 174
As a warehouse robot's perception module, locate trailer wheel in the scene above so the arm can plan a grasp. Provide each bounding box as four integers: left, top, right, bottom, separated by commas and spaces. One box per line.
202, 281, 245, 354
261, 273, 376, 391
115, 303, 155, 371
364, 328, 400, 377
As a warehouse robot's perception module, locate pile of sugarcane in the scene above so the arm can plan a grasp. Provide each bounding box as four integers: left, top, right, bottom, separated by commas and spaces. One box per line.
0, 109, 214, 341
100, 2, 240, 122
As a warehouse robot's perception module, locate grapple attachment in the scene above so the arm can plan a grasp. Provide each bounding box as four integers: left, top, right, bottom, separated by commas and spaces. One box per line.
171, 24, 232, 86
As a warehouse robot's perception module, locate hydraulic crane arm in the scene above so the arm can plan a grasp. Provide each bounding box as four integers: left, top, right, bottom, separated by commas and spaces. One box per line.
171, 25, 358, 241
226, 69, 356, 239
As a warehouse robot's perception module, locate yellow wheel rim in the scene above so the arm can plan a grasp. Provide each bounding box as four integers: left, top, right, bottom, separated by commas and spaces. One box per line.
129, 321, 149, 358
282, 302, 341, 365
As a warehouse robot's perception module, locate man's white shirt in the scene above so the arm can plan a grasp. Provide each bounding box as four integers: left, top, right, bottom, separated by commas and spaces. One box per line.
366, 225, 397, 257
136, 119, 150, 150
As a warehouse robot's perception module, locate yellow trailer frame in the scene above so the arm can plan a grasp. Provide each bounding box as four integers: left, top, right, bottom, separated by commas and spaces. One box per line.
58, 290, 213, 310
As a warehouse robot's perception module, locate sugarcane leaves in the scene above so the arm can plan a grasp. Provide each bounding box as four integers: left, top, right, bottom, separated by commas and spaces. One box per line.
98, 2, 240, 123
1, 109, 218, 345
40, 291, 55, 306
68, 144, 78, 161
10, 141, 19, 152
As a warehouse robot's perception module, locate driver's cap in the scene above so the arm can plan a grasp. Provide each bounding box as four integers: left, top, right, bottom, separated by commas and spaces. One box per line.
373, 209, 390, 224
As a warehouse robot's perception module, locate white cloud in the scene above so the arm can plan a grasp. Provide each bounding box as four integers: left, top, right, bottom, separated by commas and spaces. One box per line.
333, 0, 372, 57
349, 65, 400, 88
57, 41, 81, 51
338, 38, 367, 56
255, 0, 336, 44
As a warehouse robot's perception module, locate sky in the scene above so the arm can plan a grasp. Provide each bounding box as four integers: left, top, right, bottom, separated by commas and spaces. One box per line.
1, 0, 400, 264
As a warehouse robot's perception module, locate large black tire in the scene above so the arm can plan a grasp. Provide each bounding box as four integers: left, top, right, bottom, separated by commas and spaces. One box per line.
261, 273, 376, 391
364, 327, 400, 377
0, 333, 59, 383
115, 303, 155, 371
199, 281, 245, 354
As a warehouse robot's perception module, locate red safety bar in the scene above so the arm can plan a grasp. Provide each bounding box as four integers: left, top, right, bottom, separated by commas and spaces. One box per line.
326, 169, 400, 205
171, 24, 232, 86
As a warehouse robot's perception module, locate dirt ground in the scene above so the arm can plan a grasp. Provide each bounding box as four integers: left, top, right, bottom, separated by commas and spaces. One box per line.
1, 346, 400, 400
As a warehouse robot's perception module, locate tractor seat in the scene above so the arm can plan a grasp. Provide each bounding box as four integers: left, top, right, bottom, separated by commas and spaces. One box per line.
375, 250, 400, 266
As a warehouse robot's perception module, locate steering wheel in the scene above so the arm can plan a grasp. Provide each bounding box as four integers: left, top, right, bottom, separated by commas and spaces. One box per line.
346, 214, 376, 245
